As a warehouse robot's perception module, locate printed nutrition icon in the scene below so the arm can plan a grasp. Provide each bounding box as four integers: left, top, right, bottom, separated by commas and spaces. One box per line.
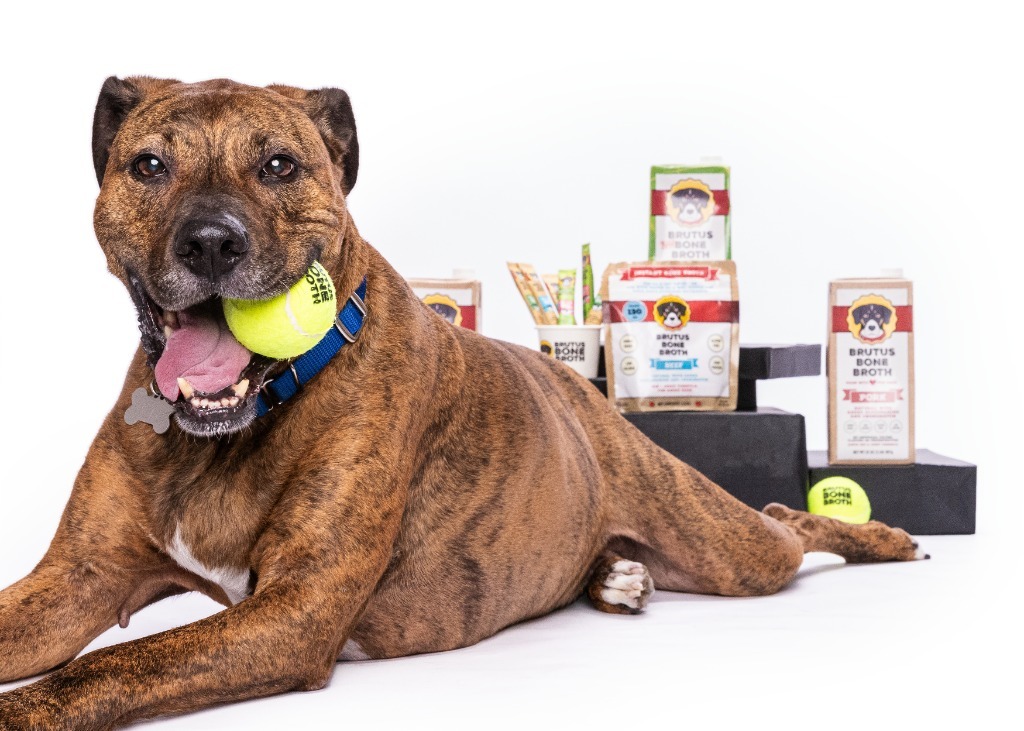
668, 179, 714, 226
847, 294, 897, 344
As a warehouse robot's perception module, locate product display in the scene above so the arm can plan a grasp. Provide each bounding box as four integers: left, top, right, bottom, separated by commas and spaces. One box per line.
601, 261, 740, 412
650, 163, 731, 261
223, 261, 336, 359
408, 274, 482, 332
828, 274, 915, 464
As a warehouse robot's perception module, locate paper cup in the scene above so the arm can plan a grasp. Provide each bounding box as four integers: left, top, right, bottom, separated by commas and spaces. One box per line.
537, 325, 602, 378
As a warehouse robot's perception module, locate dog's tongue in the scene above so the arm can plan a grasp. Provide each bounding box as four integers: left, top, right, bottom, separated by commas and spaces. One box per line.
155, 310, 252, 401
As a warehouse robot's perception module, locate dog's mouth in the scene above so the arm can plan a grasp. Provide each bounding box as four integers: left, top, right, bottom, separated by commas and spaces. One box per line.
129, 276, 278, 433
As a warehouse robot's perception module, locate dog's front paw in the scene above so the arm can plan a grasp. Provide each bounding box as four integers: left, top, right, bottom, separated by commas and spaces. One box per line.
588, 558, 655, 614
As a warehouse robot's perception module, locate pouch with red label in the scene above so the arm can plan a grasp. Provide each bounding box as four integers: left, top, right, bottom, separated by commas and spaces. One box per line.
600, 261, 739, 412
828, 277, 915, 464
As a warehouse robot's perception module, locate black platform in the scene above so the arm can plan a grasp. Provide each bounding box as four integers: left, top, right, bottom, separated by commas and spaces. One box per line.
807, 450, 976, 535
623, 408, 808, 511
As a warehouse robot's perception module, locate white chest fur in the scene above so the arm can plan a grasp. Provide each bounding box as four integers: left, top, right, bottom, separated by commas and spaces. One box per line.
166, 526, 251, 605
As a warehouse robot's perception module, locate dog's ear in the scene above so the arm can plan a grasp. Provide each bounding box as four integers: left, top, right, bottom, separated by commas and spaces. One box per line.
92, 76, 177, 186
269, 85, 359, 195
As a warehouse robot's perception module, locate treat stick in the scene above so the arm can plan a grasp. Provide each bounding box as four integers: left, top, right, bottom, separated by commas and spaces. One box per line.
557, 268, 577, 325
542, 273, 560, 303
582, 243, 595, 323
506, 262, 544, 324
519, 263, 559, 325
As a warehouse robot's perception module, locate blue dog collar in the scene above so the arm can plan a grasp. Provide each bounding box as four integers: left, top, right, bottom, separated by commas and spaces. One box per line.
255, 277, 368, 417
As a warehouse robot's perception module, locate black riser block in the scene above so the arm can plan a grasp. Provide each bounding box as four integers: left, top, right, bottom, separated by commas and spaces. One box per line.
807, 450, 976, 535
625, 408, 808, 511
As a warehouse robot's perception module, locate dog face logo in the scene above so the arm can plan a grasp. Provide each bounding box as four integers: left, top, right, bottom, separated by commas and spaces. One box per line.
654, 296, 690, 330
668, 180, 714, 226
422, 294, 463, 327
540, 340, 554, 356
847, 294, 898, 343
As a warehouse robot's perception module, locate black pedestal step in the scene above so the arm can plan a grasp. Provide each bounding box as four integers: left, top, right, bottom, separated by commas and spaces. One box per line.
624, 408, 808, 512
807, 450, 976, 535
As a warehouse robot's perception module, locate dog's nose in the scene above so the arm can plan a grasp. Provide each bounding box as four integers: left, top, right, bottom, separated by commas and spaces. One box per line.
173, 215, 249, 281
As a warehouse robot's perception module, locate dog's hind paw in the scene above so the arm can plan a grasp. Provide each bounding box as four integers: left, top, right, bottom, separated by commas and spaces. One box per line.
588, 558, 655, 614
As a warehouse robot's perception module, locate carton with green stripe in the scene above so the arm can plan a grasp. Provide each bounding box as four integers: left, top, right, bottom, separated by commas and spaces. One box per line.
650, 163, 731, 261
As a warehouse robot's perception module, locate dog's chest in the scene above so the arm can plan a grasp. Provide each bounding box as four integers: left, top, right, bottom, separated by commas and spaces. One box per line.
164, 525, 252, 605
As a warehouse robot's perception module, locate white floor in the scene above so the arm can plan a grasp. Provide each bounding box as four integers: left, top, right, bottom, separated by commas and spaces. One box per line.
2, 534, 1016, 730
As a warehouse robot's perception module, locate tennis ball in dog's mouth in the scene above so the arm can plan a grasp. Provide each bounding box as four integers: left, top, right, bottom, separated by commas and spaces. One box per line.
807, 476, 871, 524
223, 261, 337, 359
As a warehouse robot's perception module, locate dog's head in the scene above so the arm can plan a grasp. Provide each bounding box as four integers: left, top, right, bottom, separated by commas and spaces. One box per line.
92, 76, 358, 437
851, 303, 893, 342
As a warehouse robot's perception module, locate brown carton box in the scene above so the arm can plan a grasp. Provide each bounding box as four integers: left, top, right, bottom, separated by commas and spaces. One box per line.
828, 277, 915, 464
408, 278, 482, 332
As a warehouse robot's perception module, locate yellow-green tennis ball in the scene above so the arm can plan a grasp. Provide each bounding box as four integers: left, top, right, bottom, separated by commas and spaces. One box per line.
807, 476, 871, 524
223, 261, 337, 359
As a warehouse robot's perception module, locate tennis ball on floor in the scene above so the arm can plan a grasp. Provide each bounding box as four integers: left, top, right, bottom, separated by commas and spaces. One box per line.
807, 476, 871, 524
224, 261, 337, 359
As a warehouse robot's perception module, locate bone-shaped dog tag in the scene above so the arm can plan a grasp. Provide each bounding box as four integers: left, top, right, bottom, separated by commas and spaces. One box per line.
124, 387, 176, 434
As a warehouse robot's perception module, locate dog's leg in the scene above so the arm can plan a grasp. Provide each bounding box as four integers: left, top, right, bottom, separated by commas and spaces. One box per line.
0, 560, 131, 683
0, 439, 156, 684
0, 465, 404, 730
587, 554, 654, 614
603, 437, 922, 599
762, 503, 927, 563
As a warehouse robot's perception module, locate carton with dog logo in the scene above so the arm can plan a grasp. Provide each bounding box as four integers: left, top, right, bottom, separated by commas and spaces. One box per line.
828, 277, 915, 464
601, 261, 739, 412
650, 163, 731, 261
408, 277, 482, 332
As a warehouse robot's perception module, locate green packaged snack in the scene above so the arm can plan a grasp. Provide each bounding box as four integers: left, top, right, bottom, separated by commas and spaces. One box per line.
582, 243, 595, 323
557, 269, 577, 325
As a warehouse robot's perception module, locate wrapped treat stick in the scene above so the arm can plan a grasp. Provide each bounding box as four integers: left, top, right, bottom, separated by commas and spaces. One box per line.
557, 268, 577, 325
542, 273, 560, 303
519, 263, 559, 325
582, 243, 595, 323
507, 262, 544, 324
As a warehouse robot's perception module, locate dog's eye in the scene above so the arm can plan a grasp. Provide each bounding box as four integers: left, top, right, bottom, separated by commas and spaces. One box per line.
133, 155, 167, 178
262, 156, 297, 179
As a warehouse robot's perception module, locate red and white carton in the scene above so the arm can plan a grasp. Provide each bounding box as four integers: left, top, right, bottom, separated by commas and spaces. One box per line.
828, 276, 915, 464
408, 276, 482, 332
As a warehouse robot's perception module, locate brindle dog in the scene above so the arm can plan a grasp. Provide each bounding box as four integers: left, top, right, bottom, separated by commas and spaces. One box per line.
0, 77, 925, 729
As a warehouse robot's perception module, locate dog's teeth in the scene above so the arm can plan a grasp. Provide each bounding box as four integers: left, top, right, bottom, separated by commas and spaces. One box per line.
220, 398, 231, 407
232, 379, 250, 398
200, 398, 210, 408
191, 398, 201, 408
177, 378, 194, 400
228, 396, 239, 407
165, 311, 179, 328
164, 325, 174, 340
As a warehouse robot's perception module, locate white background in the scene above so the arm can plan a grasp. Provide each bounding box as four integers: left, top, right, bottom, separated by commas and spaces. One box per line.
0, 1, 1021, 728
